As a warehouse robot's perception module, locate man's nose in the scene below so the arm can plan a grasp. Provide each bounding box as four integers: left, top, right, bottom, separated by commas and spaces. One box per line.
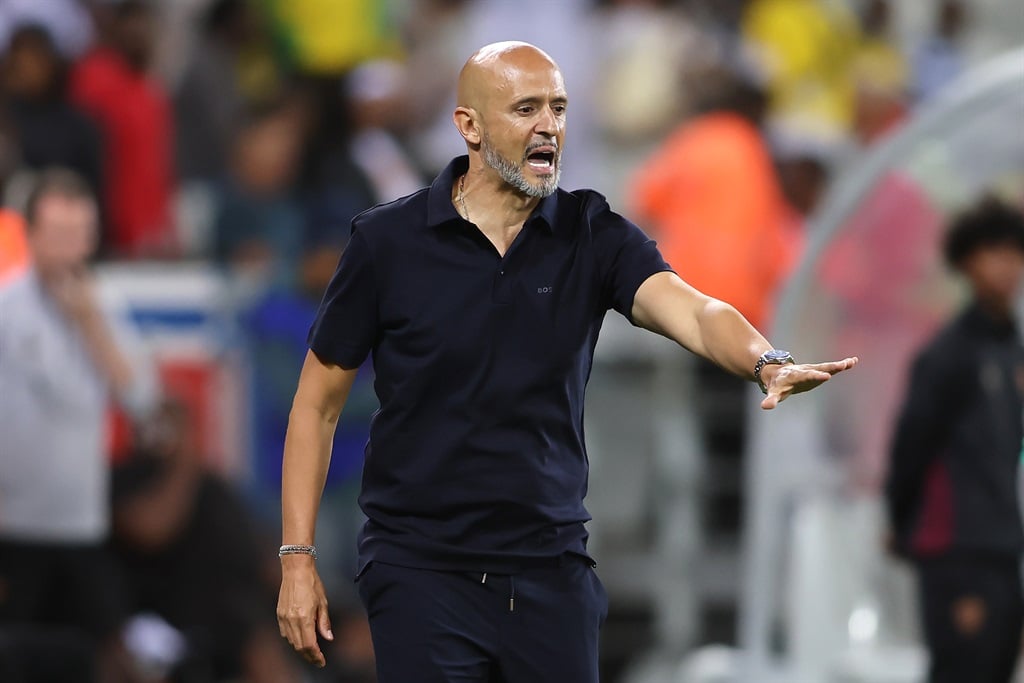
534, 106, 560, 135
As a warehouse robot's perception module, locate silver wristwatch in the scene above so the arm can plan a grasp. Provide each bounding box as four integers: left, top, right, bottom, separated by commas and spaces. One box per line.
754, 349, 795, 394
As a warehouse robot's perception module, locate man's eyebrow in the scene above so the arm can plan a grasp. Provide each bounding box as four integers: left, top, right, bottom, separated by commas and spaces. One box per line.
511, 95, 569, 107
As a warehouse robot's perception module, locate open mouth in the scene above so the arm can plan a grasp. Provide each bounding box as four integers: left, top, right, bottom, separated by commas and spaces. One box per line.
525, 147, 556, 173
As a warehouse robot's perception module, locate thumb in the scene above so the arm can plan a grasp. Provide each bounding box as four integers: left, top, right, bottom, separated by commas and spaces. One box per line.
760, 392, 779, 410
318, 603, 334, 641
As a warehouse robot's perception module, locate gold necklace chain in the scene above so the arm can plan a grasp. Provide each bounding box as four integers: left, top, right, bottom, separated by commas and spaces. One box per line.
457, 174, 469, 222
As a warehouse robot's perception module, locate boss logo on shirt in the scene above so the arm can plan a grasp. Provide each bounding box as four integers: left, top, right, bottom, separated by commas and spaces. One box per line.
537, 286, 554, 294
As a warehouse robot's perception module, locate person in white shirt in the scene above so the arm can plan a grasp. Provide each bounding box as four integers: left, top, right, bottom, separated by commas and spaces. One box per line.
0, 168, 158, 683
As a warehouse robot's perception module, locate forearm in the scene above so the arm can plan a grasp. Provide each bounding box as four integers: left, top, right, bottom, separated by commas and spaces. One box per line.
281, 404, 339, 547
633, 273, 771, 380
278, 355, 350, 666
76, 310, 136, 395
693, 299, 772, 380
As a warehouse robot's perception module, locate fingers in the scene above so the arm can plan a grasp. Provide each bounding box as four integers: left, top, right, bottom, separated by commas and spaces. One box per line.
808, 356, 859, 375
299, 622, 327, 668
278, 609, 326, 667
318, 603, 335, 642
760, 369, 827, 409
759, 357, 858, 410
277, 593, 330, 668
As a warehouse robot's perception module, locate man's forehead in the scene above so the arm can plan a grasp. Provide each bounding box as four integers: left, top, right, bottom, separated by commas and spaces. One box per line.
457, 42, 567, 109
494, 61, 567, 99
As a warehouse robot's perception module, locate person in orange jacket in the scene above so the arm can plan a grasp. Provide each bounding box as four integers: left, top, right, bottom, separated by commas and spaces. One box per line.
0, 208, 30, 285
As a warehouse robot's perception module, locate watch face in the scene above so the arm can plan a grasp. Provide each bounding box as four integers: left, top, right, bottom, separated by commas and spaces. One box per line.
764, 350, 793, 362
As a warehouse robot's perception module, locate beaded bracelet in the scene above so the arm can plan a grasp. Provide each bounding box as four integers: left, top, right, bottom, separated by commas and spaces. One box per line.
279, 544, 318, 559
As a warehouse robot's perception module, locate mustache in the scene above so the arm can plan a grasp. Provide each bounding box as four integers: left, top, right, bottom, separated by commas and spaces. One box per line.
525, 140, 558, 153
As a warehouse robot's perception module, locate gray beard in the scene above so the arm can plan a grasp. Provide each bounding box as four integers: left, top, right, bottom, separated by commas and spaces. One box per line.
481, 136, 560, 198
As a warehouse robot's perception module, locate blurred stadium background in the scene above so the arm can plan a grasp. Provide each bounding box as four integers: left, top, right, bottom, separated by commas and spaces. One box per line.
0, 0, 1022, 681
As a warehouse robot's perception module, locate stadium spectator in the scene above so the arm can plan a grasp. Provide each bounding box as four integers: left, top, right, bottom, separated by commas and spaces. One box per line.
0, 111, 28, 285
174, 0, 280, 185
342, 60, 424, 204
1, 24, 103, 210
0, 168, 158, 683
630, 69, 796, 333
211, 97, 306, 291
400, 0, 474, 174
0, 0, 95, 59
589, 0, 713, 204
912, 0, 969, 102
741, 0, 860, 132
111, 399, 300, 683
854, 0, 909, 91
886, 196, 1024, 683
69, 0, 174, 258
817, 155, 941, 489
0, 208, 29, 284
850, 0, 909, 145
630, 67, 799, 532
262, 0, 399, 75
768, 113, 844, 231
299, 60, 422, 237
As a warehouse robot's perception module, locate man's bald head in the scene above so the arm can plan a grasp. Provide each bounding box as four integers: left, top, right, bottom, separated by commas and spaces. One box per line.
452, 42, 567, 198
456, 41, 562, 112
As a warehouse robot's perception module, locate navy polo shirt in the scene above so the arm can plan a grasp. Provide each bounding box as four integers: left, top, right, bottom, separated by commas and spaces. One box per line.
309, 156, 671, 574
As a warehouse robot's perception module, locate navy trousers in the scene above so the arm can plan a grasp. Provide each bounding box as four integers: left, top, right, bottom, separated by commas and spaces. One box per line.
916, 554, 1023, 683
357, 557, 608, 682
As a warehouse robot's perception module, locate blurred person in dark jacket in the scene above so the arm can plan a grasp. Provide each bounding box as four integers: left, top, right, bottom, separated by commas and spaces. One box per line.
111, 399, 300, 683
886, 196, 1024, 683
0, 24, 103, 201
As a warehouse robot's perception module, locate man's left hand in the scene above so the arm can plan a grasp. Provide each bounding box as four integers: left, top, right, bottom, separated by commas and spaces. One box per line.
760, 357, 859, 410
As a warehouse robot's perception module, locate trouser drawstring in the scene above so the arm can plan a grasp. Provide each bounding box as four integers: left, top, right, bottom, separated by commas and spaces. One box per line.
480, 572, 514, 612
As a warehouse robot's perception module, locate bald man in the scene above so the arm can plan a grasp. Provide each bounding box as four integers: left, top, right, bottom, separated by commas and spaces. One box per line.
276, 42, 856, 681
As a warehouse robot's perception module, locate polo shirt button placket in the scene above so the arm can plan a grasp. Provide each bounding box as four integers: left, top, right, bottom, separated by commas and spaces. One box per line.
494, 264, 512, 304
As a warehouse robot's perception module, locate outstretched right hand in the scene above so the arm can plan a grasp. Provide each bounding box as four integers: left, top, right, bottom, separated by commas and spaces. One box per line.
277, 555, 334, 667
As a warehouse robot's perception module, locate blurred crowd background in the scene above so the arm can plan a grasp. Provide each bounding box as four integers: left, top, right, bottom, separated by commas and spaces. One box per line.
0, 0, 1022, 682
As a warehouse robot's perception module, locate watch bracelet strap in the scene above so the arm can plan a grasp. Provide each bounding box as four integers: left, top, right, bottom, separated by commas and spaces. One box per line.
279, 544, 317, 559
754, 353, 795, 394
754, 357, 769, 394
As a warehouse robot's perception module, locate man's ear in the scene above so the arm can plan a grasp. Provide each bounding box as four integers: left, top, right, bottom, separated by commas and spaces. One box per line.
453, 106, 482, 146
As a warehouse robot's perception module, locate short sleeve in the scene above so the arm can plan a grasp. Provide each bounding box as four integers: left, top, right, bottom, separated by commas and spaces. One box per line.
591, 197, 673, 320
308, 227, 378, 369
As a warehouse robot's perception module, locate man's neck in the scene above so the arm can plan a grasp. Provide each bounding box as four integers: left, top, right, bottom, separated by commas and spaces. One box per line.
456, 166, 541, 256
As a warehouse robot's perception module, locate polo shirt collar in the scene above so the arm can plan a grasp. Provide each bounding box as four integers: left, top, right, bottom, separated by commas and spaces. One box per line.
426, 155, 559, 234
